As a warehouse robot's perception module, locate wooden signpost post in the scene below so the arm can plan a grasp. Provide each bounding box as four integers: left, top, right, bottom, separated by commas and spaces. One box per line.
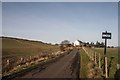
102, 31, 111, 78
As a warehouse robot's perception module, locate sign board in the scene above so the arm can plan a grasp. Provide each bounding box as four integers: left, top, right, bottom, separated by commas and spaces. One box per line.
102, 31, 112, 77
102, 32, 111, 39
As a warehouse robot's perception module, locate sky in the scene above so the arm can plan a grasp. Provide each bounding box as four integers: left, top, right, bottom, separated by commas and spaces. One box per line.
2, 2, 118, 46
118, 2, 120, 47
1, 0, 120, 2
0, 1, 1, 36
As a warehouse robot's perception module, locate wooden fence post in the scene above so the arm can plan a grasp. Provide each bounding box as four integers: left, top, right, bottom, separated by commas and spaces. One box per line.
95, 52, 97, 64
117, 64, 120, 70
6, 59, 9, 65
90, 52, 92, 60
92, 52, 94, 61
99, 53, 101, 69
6, 59, 10, 72
20, 57, 23, 62
105, 57, 108, 78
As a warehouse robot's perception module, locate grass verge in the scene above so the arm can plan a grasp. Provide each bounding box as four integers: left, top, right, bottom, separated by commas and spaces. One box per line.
80, 48, 90, 78
93, 48, 118, 78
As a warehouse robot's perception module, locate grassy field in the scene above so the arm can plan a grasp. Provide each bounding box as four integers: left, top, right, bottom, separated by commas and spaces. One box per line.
2, 37, 60, 58
94, 48, 118, 78
2, 37, 60, 76
83, 47, 118, 78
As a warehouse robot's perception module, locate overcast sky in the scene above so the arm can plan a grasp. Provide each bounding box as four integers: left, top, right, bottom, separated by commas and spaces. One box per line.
2, 2, 118, 46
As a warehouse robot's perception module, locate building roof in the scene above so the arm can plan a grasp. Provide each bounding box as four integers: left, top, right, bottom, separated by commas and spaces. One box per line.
75, 40, 82, 43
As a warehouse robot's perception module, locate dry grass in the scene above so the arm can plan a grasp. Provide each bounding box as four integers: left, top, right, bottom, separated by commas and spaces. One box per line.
80, 48, 90, 78
82, 47, 103, 78
84, 47, 118, 78
87, 61, 102, 78
94, 48, 118, 78
2, 37, 60, 58
2, 37, 60, 76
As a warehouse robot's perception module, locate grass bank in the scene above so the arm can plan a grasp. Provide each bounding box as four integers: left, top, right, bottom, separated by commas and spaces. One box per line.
80, 48, 90, 78
94, 48, 118, 78
2, 37, 60, 76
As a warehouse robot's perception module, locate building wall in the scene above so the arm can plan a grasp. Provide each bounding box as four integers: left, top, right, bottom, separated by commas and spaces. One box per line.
74, 40, 80, 46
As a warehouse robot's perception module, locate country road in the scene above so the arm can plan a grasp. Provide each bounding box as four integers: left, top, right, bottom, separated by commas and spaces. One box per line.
15, 48, 80, 79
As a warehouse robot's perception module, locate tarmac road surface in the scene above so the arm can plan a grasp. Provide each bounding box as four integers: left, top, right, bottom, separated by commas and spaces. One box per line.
17, 48, 80, 78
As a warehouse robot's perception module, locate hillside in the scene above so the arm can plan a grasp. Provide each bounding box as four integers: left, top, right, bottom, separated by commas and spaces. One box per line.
2, 37, 60, 58
2, 37, 60, 76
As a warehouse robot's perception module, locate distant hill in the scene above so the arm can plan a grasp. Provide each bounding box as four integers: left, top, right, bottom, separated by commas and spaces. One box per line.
2, 37, 60, 58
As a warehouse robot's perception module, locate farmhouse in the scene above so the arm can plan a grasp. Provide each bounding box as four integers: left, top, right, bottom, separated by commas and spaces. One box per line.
73, 40, 83, 47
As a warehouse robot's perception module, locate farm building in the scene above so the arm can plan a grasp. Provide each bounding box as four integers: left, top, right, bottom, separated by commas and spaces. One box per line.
73, 40, 83, 47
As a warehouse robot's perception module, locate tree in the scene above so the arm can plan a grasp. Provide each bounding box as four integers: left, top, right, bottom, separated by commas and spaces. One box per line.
95, 41, 104, 48
96, 41, 100, 47
100, 42, 104, 47
90, 42, 94, 46
61, 40, 70, 45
